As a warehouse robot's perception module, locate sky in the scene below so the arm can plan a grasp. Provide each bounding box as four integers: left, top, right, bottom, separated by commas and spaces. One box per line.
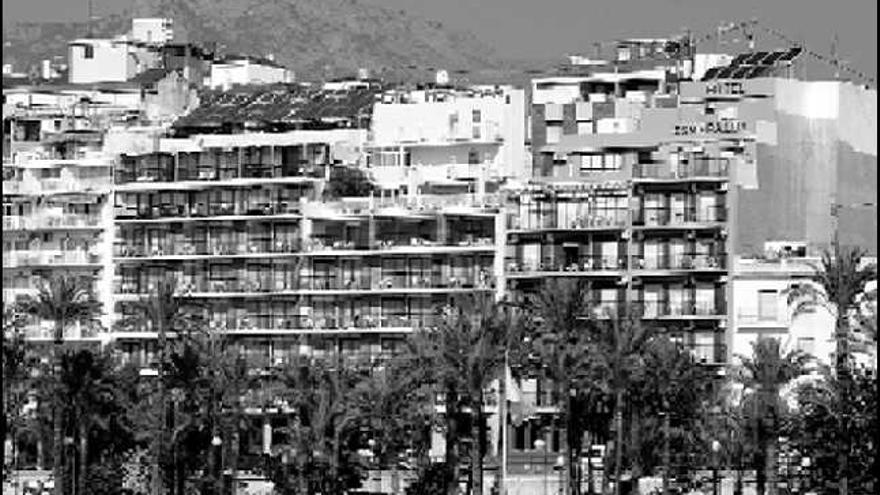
3, 0, 877, 78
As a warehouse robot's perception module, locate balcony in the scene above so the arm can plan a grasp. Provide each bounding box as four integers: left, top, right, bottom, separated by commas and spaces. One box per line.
4, 250, 101, 268
633, 206, 726, 227
633, 160, 729, 181
507, 255, 625, 277
115, 238, 301, 259
200, 313, 444, 334
117, 201, 304, 221
631, 253, 727, 271
632, 300, 725, 319
5, 177, 112, 196
116, 271, 496, 296
3, 214, 103, 231
508, 210, 628, 232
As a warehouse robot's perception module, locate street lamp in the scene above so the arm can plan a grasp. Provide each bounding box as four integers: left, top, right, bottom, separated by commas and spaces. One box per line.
800, 457, 811, 493
711, 440, 721, 495
211, 435, 223, 495
534, 438, 548, 495
555, 455, 565, 495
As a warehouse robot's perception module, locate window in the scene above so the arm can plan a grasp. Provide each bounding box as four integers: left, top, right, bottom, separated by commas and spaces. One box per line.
468, 148, 480, 165
40, 168, 61, 179
83, 44, 95, 59
797, 337, 815, 355
472, 109, 482, 123
758, 290, 778, 321
472, 125, 481, 140
545, 125, 561, 144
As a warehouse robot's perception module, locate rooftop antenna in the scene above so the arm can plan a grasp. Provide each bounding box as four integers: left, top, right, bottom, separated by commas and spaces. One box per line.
88, 0, 94, 37
831, 33, 840, 80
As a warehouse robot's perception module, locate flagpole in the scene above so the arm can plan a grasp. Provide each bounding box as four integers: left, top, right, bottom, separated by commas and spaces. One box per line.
501, 350, 509, 495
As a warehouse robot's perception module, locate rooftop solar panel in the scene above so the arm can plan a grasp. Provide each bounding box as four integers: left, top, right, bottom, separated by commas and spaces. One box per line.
778, 47, 803, 61
762, 51, 787, 65
730, 54, 751, 66
746, 66, 770, 78
732, 67, 752, 79
716, 67, 736, 78
702, 67, 721, 80
743, 52, 770, 65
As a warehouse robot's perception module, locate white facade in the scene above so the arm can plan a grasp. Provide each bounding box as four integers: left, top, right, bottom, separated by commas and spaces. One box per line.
131, 18, 174, 45
731, 255, 877, 369
68, 38, 160, 84
209, 59, 293, 90
368, 86, 526, 190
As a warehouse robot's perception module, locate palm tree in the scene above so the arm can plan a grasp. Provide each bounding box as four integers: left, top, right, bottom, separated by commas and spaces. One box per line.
523, 278, 598, 495
116, 276, 203, 495
405, 293, 515, 495
20, 274, 102, 495
737, 338, 809, 495
630, 335, 709, 484
592, 315, 651, 495
785, 247, 876, 494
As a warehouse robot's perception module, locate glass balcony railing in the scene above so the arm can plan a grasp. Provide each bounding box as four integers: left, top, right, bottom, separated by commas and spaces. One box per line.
634, 206, 726, 226
116, 271, 496, 295
506, 255, 625, 273
631, 253, 726, 270
633, 160, 729, 180
5, 177, 112, 195
3, 214, 103, 230
192, 313, 445, 332
4, 250, 101, 267
115, 238, 301, 258
118, 201, 304, 220
508, 210, 628, 231
631, 300, 724, 318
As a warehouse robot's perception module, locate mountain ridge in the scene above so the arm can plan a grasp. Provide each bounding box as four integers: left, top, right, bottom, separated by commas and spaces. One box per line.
3, 0, 517, 82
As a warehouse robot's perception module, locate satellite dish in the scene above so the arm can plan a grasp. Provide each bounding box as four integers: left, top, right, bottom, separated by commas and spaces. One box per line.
436, 70, 449, 85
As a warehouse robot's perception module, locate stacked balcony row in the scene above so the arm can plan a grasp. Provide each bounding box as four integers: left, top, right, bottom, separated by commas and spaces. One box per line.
116, 295, 463, 333
114, 144, 331, 184
114, 185, 314, 220
509, 192, 726, 231
115, 254, 495, 295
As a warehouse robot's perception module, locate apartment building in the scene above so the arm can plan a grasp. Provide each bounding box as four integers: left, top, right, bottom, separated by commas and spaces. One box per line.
2, 127, 115, 339
367, 83, 527, 194
732, 241, 877, 370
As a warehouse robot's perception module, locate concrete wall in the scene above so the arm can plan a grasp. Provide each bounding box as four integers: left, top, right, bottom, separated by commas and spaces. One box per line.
736, 80, 877, 256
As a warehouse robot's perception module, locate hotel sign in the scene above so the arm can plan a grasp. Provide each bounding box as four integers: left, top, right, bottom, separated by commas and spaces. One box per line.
674, 120, 747, 136
705, 81, 745, 95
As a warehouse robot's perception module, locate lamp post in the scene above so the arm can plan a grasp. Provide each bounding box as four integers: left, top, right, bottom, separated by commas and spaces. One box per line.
63, 436, 75, 495
800, 457, 811, 494
535, 438, 548, 495
211, 435, 222, 495
556, 455, 565, 495
711, 440, 721, 495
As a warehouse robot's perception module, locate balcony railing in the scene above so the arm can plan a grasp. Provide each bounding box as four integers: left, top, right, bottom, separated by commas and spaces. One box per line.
634, 206, 726, 226
5, 177, 112, 195
508, 210, 628, 231
195, 314, 445, 333
4, 250, 101, 267
3, 214, 103, 230
633, 160, 729, 180
119, 201, 304, 220
115, 238, 301, 258
117, 272, 496, 295
631, 300, 724, 318
631, 253, 727, 270
507, 255, 625, 273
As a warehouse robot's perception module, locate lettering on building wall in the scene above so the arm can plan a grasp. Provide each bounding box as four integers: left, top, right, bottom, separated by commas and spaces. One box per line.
705, 81, 745, 95
674, 120, 747, 136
